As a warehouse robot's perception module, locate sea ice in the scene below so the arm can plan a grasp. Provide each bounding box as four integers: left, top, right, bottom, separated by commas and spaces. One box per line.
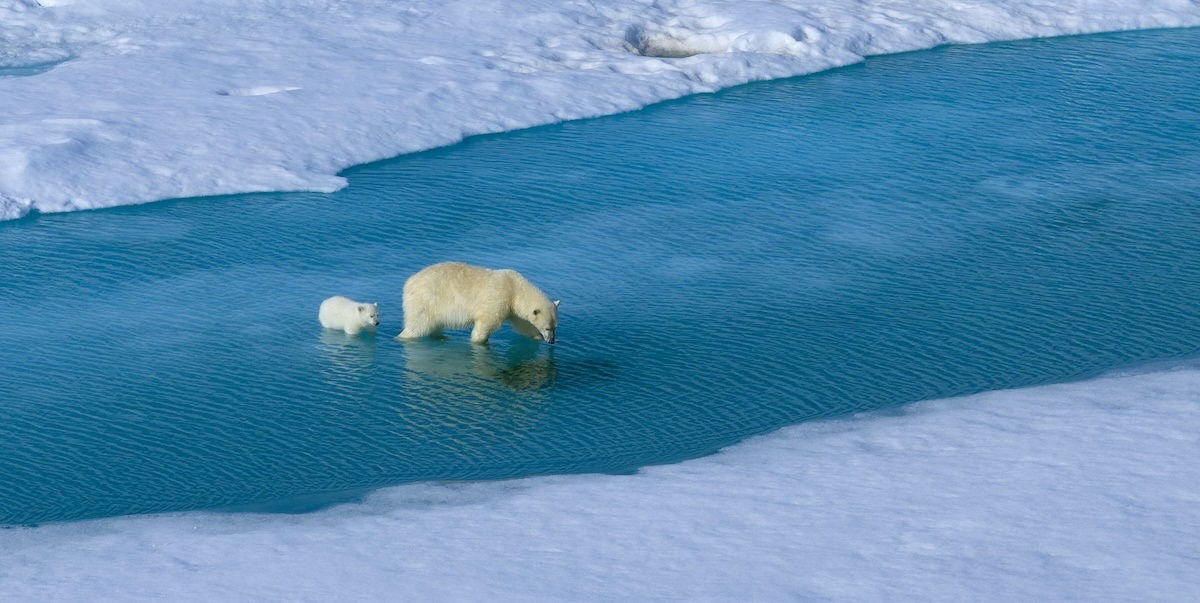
1, 0, 1199, 219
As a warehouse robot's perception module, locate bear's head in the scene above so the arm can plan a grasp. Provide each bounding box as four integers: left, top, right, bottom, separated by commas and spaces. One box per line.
524, 299, 559, 344
358, 303, 379, 328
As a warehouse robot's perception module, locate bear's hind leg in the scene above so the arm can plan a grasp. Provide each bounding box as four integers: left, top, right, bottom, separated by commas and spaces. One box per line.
470, 317, 503, 345
398, 315, 438, 340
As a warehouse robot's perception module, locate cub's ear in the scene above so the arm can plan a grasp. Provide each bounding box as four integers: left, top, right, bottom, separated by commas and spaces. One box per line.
357, 305, 365, 312
553, 300, 561, 307
372, 302, 378, 307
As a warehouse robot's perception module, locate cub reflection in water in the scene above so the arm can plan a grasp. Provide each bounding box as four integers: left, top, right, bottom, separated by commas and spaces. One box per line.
318, 329, 378, 373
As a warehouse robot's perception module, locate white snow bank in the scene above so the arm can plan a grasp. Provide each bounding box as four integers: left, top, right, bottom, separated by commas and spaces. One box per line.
2, 0, 1199, 220
3, 365, 1198, 601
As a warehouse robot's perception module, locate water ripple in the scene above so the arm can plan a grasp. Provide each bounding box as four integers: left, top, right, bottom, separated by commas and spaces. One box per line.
2, 30, 1200, 524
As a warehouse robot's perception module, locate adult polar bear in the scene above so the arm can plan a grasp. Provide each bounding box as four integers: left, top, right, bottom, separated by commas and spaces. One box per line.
397, 262, 559, 345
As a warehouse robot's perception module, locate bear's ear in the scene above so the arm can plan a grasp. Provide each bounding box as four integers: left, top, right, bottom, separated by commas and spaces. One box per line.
553, 300, 560, 308
372, 302, 378, 307
357, 305, 365, 312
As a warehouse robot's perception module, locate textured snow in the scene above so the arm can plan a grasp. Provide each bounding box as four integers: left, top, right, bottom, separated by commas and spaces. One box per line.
2, 365, 1198, 601
2, 0, 1200, 219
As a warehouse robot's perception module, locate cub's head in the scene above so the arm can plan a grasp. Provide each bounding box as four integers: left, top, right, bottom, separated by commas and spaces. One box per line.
526, 299, 560, 344
358, 303, 379, 328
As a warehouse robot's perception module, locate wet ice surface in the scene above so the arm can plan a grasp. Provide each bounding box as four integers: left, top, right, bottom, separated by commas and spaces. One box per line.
1, 29, 1199, 526
2, 0, 1200, 219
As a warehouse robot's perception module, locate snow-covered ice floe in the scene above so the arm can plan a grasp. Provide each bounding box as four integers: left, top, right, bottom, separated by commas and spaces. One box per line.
2, 365, 1198, 600
2, 0, 1199, 220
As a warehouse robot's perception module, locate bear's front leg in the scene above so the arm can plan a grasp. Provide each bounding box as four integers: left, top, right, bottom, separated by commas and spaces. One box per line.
470, 316, 503, 345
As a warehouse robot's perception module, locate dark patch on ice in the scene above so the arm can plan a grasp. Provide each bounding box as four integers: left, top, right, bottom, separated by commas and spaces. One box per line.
0, 58, 68, 78
625, 25, 705, 59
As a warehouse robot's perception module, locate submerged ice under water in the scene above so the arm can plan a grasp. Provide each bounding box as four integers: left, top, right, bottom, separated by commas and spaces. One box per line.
1, 29, 1199, 525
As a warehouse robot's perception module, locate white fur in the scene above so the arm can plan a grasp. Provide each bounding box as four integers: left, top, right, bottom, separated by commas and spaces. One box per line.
318, 296, 379, 335
397, 262, 560, 345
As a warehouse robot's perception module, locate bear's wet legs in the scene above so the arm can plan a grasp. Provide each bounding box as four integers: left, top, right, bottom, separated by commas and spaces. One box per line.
398, 315, 438, 340
470, 317, 503, 345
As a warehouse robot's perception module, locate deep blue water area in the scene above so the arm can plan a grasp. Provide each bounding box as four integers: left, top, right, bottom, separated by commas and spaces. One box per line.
2, 29, 1199, 525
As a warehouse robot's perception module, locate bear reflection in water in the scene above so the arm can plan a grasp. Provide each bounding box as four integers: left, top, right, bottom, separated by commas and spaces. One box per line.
314, 329, 559, 396
397, 337, 560, 437
402, 337, 557, 393
316, 331, 616, 441
318, 330, 378, 375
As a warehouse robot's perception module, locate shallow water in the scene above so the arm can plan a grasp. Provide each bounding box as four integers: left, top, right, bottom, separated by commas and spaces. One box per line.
0, 60, 63, 78
2, 29, 1199, 525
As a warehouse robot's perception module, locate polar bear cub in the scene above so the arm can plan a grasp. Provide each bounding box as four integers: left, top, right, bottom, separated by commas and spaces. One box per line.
397, 262, 559, 345
319, 296, 379, 335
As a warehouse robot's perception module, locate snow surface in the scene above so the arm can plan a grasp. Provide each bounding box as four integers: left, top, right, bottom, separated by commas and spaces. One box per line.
2, 0, 1200, 220
2, 365, 1199, 601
